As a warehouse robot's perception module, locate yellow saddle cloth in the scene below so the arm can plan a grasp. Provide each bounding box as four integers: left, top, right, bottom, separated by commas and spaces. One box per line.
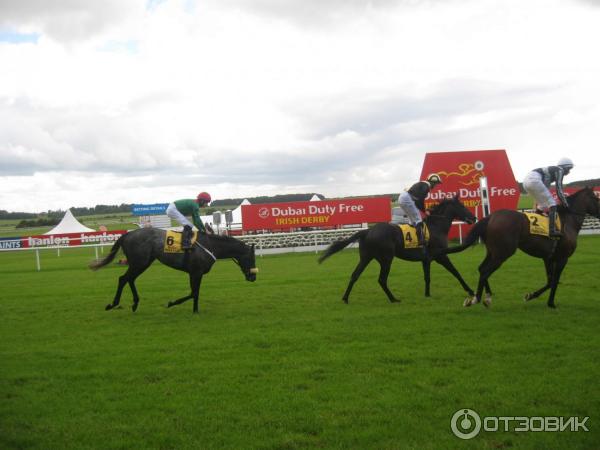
524, 212, 561, 237
398, 223, 430, 249
163, 230, 198, 253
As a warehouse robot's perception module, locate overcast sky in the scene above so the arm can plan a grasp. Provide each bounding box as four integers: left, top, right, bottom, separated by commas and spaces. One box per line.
1, 0, 599, 213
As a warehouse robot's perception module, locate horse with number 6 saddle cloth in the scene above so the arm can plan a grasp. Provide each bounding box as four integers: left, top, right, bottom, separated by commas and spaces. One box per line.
163, 229, 199, 253
524, 212, 562, 239
397, 223, 430, 248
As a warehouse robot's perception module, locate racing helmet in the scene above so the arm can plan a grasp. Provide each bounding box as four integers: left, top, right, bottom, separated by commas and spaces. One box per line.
196, 192, 212, 205
427, 173, 442, 185
557, 157, 574, 170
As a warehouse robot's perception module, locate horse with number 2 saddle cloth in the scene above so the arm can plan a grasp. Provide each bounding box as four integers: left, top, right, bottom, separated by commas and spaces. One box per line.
524, 212, 562, 238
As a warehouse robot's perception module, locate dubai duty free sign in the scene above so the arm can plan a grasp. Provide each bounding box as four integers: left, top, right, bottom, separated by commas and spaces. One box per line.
420, 149, 519, 216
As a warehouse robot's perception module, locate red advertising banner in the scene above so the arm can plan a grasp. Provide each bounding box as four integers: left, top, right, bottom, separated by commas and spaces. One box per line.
241, 197, 391, 231
420, 149, 519, 214
21, 230, 128, 248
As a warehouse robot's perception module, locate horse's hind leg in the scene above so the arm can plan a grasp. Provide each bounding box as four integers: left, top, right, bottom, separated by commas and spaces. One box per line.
376, 256, 399, 303
106, 273, 128, 310
342, 257, 372, 304
469, 254, 504, 308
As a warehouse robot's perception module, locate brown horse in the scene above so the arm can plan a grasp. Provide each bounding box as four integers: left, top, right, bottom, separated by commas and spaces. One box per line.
437, 187, 600, 308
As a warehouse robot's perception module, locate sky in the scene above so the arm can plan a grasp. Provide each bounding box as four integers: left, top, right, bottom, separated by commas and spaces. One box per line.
1, 0, 599, 213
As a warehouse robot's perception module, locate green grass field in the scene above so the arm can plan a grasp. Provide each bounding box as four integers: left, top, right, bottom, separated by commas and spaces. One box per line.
1, 237, 599, 449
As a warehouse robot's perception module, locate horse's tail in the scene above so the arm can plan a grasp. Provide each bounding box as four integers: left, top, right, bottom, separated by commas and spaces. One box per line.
318, 229, 369, 264
431, 217, 490, 257
89, 233, 127, 271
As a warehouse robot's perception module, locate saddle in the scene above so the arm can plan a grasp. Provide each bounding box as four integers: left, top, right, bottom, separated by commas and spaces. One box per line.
164, 230, 199, 253
397, 223, 430, 248
524, 212, 561, 238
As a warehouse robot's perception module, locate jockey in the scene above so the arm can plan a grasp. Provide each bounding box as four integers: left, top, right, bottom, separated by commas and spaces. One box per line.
166, 192, 212, 249
398, 173, 442, 252
523, 157, 574, 238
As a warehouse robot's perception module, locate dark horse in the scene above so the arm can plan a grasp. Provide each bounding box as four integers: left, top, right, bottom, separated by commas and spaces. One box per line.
436, 187, 599, 308
318, 196, 477, 303
89, 228, 257, 313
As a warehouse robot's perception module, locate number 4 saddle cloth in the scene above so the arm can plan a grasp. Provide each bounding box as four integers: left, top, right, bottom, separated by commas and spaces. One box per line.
163, 229, 199, 253
524, 212, 562, 237
397, 223, 430, 249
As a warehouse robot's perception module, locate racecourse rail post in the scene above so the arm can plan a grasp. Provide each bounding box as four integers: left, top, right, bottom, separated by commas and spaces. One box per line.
479, 176, 491, 217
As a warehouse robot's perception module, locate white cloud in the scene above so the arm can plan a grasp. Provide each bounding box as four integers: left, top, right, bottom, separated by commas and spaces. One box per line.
0, 0, 599, 212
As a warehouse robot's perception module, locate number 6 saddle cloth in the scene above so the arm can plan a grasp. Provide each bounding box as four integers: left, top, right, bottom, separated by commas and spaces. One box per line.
163, 229, 199, 253
524, 212, 562, 237
397, 223, 430, 248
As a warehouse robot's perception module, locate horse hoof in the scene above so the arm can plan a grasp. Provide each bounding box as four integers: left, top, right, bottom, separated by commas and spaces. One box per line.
166, 302, 173, 308
463, 296, 475, 307
342, 298, 349, 304
105, 304, 113, 311
132, 304, 138, 312
483, 295, 492, 308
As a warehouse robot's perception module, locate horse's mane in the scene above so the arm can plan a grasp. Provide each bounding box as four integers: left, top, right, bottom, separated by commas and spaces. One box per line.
428, 197, 456, 214
207, 234, 240, 243
560, 187, 593, 212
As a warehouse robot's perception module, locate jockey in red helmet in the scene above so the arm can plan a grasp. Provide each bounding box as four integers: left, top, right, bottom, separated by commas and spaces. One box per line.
166, 192, 213, 249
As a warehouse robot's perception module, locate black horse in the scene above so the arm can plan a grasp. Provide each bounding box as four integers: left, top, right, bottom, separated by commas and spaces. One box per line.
436, 187, 600, 308
89, 228, 257, 313
319, 196, 477, 303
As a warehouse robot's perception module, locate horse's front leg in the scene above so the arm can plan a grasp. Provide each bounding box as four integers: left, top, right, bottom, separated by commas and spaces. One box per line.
434, 254, 474, 299
422, 259, 431, 297
547, 258, 568, 308
524, 258, 552, 302
191, 274, 203, 313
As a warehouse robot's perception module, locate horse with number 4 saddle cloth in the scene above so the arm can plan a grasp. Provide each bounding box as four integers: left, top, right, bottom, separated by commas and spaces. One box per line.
398, 223, 431, 248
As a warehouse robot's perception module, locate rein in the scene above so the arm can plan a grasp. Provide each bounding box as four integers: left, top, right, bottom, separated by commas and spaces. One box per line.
194, 241, 217, 261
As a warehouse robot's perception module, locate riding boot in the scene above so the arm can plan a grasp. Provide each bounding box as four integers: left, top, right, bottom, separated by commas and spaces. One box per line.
548, 206, 561, 238
416, 222, 428, 258
182, 225, 193, 250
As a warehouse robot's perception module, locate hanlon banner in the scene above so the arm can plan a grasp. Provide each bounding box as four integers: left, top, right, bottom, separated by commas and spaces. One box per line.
420, 149, 519, 215
241, 197, 391, 231
20, 230, 128, 248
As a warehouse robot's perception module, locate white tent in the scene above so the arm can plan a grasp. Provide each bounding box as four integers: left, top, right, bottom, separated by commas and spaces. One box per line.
44, 209, 95, 234
310, 194, 322, 201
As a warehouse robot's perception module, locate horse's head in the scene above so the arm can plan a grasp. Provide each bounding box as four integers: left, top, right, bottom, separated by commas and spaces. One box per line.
432, 195, 476, 224
235, 242, 258, 282
568, 187, 600, 218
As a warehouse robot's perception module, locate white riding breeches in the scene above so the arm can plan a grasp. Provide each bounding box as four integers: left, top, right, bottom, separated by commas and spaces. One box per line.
398, 191, 423, 225
523, 171, 556, 209
166, 203, 194, 228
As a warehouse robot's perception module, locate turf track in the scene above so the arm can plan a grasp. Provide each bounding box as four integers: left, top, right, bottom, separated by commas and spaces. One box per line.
1, 237, 599, 449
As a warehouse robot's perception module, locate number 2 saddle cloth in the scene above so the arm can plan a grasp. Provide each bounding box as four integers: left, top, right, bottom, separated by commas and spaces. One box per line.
524, 212, 562, 238
397, 223, 430, 249
163, 230, 199, 253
